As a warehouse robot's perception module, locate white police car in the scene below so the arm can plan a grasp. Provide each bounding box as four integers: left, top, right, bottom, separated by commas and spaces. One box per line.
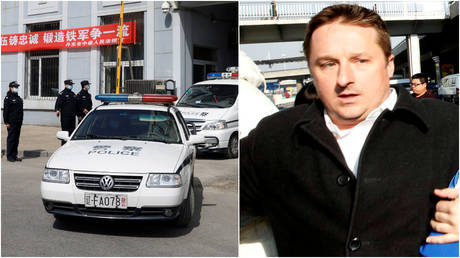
176, 71, 238, 158
41, 94, 205, 226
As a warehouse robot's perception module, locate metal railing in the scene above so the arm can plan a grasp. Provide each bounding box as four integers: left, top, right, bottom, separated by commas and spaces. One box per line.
240, 1, 450, 21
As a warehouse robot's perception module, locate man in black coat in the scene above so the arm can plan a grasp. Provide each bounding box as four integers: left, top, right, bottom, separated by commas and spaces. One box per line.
3, 81, 23, 162
240, 4, 458, 256
76, 80, 93, 122
55, 79, 78, 145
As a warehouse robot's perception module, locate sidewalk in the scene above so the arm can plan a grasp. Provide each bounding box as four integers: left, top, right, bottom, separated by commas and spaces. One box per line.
1, 124, 61, 158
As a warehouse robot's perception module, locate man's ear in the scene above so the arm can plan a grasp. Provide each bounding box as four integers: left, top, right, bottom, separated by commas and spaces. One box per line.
387, 54, 395, 78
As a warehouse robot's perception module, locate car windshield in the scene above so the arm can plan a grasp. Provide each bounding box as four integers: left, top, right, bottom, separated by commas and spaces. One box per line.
176, 84, 237, 108
72, 109, 182, 144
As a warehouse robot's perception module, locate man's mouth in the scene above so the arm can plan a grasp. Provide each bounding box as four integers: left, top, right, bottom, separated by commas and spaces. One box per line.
338, 93, 359, 102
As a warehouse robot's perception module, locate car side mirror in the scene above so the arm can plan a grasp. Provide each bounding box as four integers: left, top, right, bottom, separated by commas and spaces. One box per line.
188, 134, 205, 145
56, 131, 70, 142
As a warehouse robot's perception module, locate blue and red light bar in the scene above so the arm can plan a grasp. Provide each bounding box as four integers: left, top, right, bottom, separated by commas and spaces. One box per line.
95, 94, 178, 103
207, 72, 238, 80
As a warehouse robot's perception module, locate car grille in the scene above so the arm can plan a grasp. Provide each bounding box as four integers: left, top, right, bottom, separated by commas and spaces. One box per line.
185, 119, 205, 132
74, 173, 142, 192
75, 205, 137, 217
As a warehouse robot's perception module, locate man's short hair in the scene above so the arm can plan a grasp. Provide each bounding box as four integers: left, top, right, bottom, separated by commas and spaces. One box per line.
303, 4, 391, 62
411, 73, 428, 84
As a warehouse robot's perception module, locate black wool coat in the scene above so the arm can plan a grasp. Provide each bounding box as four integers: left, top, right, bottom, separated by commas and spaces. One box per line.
240, 86, 458, 256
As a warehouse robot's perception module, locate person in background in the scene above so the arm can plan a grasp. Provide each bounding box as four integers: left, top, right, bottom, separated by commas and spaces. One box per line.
411, 73, 436, 99
294, 81, 318, 106
76, 80, 93, 122
55, 79, 78, 145
3, 81, 24, 162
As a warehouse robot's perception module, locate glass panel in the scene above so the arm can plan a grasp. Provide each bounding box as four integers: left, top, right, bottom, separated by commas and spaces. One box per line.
193, 64, 204, 83
41, 57, 59, 97
123, 66, 143, 81
104, 67, 119, 93
72, 109, 182, 144
100, 12, 144, 62
30, 59, 39, 96
177, 84, 238, 108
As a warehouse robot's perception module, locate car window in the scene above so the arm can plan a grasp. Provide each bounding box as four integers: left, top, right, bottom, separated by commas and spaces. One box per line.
177, 84, 238, 108
72, 109, 182, 144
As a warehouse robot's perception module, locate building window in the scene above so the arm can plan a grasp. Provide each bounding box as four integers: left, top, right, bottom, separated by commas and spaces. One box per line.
101, 12, 144, 93
193, 46, 217, 83
26, 22, 60, 98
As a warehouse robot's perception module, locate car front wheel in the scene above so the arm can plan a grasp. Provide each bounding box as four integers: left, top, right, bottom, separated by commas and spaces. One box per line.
175, 180, 195, 227
226, 133, 238, 159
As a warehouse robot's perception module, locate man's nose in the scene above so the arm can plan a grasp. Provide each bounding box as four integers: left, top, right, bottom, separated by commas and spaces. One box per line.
336, 62, 354, 87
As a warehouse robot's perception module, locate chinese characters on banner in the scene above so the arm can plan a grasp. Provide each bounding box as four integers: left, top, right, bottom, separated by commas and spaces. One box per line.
1, 22, 136, 53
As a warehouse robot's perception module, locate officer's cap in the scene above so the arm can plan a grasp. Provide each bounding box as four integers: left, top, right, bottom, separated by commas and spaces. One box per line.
64, 79, 74, 85
81, 80, 91, 87
9, 81, 20, 87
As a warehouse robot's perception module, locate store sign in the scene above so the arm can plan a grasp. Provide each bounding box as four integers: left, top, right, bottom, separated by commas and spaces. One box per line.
1, 22, 136, 53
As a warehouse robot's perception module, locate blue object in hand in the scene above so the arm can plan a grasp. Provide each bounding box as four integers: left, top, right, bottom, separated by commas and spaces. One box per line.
419, 171, 459, 257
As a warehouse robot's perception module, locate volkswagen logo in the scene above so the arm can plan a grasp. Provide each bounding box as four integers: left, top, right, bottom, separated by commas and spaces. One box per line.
100, 175, 114, 191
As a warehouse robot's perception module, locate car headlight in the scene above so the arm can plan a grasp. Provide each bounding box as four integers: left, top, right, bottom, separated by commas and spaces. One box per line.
202, 120, 227, 130
146, 174, 182, 188
43, 168, 70, 184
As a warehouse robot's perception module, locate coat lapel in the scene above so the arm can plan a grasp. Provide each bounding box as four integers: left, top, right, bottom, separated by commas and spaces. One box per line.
295, 101, 352, 175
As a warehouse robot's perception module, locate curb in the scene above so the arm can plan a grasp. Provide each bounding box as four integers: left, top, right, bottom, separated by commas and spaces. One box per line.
1, 149, 54, 158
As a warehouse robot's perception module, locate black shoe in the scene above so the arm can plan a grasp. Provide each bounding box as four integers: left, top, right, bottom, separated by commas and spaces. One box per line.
15, 157, 22, 162
7, 158, 16, 162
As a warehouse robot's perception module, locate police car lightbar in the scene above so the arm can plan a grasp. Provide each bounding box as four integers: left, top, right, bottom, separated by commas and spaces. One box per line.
95, 94, 177, 103
207, 72, 238, 80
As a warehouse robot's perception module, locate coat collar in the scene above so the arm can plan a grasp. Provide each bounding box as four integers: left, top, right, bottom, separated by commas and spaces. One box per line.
296, 85, 430, 134
294, 85, 430, 174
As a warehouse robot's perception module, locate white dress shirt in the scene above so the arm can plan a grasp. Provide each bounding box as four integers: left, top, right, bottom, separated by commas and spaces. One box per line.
324, 88, 397, 177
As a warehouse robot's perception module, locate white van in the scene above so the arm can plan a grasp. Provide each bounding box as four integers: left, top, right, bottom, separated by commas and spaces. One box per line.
176, 72, 238, 158
438, 74, 459, 103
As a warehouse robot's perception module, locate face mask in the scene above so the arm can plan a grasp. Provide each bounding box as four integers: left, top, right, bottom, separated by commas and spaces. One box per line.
12, 88, 18, 93
67, 86, 73, 90
87, 86, 90, 91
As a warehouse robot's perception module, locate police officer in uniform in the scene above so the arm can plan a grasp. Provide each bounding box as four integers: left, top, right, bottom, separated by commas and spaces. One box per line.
55, 79, 78, 145
3, 81, 23, 162
76, 80, 93, 122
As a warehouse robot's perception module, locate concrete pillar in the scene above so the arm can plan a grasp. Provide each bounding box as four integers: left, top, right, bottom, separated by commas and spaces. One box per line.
144, 1, 155, 80
406, 34, 421, 76
432, 56, 441, 84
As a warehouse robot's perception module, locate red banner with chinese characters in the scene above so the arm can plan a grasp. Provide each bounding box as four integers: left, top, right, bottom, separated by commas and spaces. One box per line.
1, 21, 136, 53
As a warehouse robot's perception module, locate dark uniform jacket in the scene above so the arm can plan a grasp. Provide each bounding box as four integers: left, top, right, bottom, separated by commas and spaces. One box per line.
240, 86, 458, 256
55, 88, 77, 117
76, 89, 92, 117
3, 91, 23, 125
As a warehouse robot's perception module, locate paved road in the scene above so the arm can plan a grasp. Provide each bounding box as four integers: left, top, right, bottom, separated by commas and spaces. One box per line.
1, 155, 238, 257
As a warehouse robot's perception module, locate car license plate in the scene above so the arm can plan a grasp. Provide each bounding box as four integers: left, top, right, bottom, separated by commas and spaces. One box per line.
84, 193, 128, 209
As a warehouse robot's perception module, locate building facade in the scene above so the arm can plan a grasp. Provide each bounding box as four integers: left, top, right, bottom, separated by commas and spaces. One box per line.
1, 1, 238, 125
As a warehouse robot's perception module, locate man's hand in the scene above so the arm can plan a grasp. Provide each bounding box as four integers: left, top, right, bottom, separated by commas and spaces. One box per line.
83, 109, 89, 115
56, 111, 60, 117
6, 123, 10, 129
426, 188, 459, 244
78, 116, 82, 122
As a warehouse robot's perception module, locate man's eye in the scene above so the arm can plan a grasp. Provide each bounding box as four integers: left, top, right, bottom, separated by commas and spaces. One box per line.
321, 62, 335, 68
357, 59, 368, 64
